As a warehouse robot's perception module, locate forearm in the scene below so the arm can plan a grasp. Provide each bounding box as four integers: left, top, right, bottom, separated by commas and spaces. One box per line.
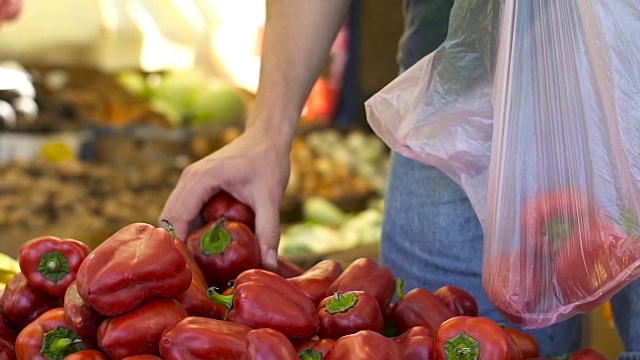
248, 0, 351, 140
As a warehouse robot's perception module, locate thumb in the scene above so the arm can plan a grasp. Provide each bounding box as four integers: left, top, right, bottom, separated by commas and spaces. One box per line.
253, 196, 282, 271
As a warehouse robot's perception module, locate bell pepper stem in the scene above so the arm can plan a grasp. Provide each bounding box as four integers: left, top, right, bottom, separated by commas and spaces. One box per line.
161, 219, 176, 240
38, 251, 70, 283
41, 327, 83, 360
444, 332, 480, 360
324, 291, 358, 314
207, 286, 234, 320
395, 278, 405, 299
298, 349, 323, 360
201, 218, 232, 255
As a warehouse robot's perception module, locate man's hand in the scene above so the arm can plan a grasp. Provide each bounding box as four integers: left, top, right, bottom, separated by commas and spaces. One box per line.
159, 122, 292, 270
0, 0, 22, 25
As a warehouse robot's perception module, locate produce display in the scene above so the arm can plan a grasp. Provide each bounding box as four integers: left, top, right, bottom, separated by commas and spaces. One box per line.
0, 194, 610, 359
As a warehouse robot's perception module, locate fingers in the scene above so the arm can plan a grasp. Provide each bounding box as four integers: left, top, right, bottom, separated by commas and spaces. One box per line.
159, 165, 219, 242
253, 192, 282, 271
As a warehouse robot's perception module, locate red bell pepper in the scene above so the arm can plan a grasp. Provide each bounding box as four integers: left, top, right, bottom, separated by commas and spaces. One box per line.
62, 350, 108, 360
488, 189, 586, 321
121, 356, 163, 360
391, 279, 454, 333
63, 281, 105, 348
276, 255, 305, 278
392, 326, 434, 360
18, 236, 91, 298
433, 285, 479, 317
0, 314, 16, 350
173, 240, 217, 318
202, 191, 255, 231
432, 316, 523, 360
324, 330, 404, 360
209, 269, 319, 340
317, 291, 384, 339
246, 328, 299, 360
295, 337, 335, 359
97, 298, 187, 360
159, 316, 251, 360
324, 257, 395, 311
187, 218, 261, 289
513, 189, 630, 312
15, 307, 87, 360
502, 326, 539, 359
289, 259, 343, 306
557, 348, 608, 360
553, 213, 629, 307
486, 250, 545, 324
76, 222, 192, 316
0, 272, 61, 331
0, 315, 15, 360
0, 342, 15, 360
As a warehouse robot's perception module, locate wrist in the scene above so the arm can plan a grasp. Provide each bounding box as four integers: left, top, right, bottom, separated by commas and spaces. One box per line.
245, 102, 300, 146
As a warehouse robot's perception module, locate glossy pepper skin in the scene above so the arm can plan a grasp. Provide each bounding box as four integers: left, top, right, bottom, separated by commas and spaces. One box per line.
76, 223, 192, 317
187, 218, 261, 289
18, 236, 91, 298
324, 257, 395, 311
0, 315, 16, 360
63, 281, 105, 348
159, 317, 251, 360
0, 313, 16, 350
548, 348, 607, 360
324, 330, 404, 360
173, 240, 217, 318
434, 285, 479, 317
295, 337, 335, 359
0, 272, 61, 331
317, 291, 384, 339
0, 343, 15, 360
62, 350, 108, 360
97, 298, 187, 360
246, 328, 298, 360
289, 259, 343, 306
202, 191, 255, 231
392, 279, 455, 333
503, 327, 539, 359
15, 307, 87, 360
209, 269, 319, 341
433, 316, 523, 360
393, 326, 434, 360
276, 256, 305, 279
121, 356, 163, 360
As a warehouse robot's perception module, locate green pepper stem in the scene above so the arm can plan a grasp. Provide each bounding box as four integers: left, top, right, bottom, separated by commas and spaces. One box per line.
443, 332, 480, 360
161, 219, 176, 240
201, 218, 232, 255
207, 286, 234, 320
298, 349, 323, 360
38, 251, 70, 283
41, 327, 83, 360
324, 291, 358, 314
395, 278, 405, 299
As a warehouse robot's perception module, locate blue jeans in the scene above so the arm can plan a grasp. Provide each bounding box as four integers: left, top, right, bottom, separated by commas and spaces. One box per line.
380, 151, 640, 359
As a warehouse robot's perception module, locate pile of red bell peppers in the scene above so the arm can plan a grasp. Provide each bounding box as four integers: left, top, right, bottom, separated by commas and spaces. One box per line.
0, 191, 610, 360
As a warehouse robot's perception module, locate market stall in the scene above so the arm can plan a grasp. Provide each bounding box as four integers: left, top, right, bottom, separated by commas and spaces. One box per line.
0, 0, 624, 359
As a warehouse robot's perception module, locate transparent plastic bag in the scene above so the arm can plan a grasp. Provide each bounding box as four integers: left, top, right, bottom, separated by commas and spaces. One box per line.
365, 0, 640, 328
484, 1, 640, 327
365, 0, 498, 225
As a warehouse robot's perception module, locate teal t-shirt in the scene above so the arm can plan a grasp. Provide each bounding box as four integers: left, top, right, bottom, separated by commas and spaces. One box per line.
398, 0, 455, 71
